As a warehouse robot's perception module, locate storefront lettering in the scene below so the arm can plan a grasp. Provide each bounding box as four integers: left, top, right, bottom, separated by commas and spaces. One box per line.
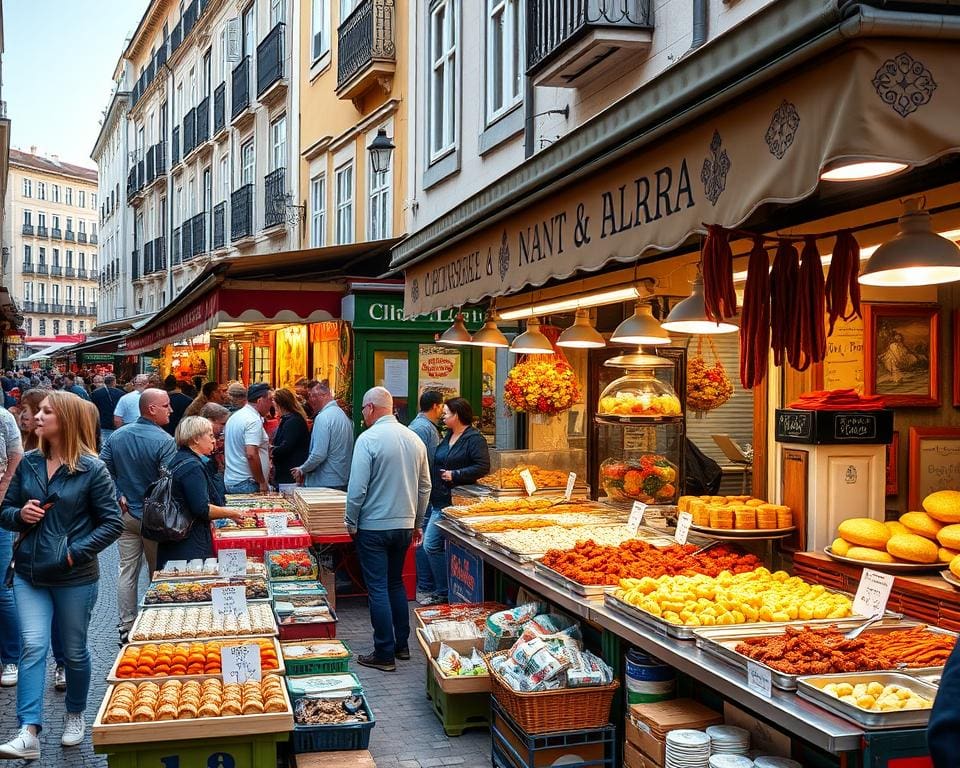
364, 298, 483, 326
424, 250, 484, 297
518, 212, 567, 265
601, 160, 695, 238
449, 554, 475, 592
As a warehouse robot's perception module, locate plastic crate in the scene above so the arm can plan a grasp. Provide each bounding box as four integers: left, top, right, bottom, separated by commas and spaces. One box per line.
278, 617, 338, 640
282, 640, 352, 676
290, 695, 376, 753
426, 666, 490, 736
491, 698, 615, 768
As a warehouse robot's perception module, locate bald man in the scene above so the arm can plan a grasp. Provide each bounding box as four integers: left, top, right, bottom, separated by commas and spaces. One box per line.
101, 388, 177, 642
113, 373, 150, 428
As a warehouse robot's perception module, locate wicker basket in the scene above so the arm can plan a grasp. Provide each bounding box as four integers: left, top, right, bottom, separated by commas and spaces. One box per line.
486, 650, 619, 734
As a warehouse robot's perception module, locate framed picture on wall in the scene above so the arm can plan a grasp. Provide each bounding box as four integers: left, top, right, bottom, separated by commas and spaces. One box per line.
885, 431, 899, 497
863, 303, 940, 408
908, 427, 960, 511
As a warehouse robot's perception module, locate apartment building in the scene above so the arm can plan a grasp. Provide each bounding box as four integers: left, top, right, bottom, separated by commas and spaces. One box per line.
4, 149, 100, 345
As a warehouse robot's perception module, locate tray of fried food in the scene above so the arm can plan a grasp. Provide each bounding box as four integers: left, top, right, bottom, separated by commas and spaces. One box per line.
458, 512, 624, 535
442, 497, 610, 519
797, 672, 938, 729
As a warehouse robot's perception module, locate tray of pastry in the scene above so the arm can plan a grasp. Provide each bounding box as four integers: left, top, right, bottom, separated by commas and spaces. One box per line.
108, 637, 285, 683
140, 577, 272, 608
152, 558, 268, 581
796, 672, 938, 729
92, 673, 294, 744
694, 621, 953, 691
129, 604, 278, 642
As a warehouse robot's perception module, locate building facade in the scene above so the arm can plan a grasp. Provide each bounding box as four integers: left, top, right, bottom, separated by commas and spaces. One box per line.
4, 149, 99, 346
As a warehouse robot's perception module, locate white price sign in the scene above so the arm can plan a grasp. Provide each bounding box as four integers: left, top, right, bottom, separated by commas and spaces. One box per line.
519, 469, 537, 496
264, 513, 288, 536
221, 643, 262, 683
853, 568, 894, 619
217, 549, 247, 578
212, 585, 248, 620
674, 512, 693, 545
627, 502, 647, 536
564, 473, 577, 501
747, 661, 772, 698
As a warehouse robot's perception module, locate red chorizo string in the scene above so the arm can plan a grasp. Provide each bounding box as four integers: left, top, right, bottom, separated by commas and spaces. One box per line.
825, 230, 862, 334
702, 225, 738, 322
793, 236, 827, 372
739, 237, 770, 389
769, 239, 799, 368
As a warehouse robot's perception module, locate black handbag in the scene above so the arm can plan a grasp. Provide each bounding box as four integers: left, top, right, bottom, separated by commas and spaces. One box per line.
140, 458, 194, 542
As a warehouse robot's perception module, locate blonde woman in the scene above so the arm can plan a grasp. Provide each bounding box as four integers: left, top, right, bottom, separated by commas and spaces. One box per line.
0, 391, 123, 759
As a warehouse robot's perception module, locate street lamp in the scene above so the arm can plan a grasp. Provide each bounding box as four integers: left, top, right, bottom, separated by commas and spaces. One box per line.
367, 129, 395, 175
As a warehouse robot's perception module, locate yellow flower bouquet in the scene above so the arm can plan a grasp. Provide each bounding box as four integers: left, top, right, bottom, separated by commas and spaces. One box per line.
504, 359, 581, 417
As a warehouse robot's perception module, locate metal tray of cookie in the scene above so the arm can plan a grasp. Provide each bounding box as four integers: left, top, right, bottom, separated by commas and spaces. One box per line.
796, 672, 938, 729
531, 561, 611, 597
694, 621, 950, 691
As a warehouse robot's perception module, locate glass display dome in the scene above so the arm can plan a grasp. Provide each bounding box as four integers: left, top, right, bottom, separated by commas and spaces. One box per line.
597, 370, 682, 422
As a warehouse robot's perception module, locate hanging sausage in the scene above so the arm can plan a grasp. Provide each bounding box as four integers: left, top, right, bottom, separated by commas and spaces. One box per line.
738, 237, 771, 389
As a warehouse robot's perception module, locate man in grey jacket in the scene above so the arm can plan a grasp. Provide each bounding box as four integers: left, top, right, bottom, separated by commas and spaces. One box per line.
346, 387, 431, 672
101, 388, 176, 643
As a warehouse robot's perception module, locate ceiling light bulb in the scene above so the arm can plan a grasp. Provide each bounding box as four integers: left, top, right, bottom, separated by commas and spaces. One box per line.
509, 318, 555, 354
820, 160, 909, 182
437, 313, 473, 345
610, 301, 670, 345
557, 309, 606, 348
661, 275, 739, 334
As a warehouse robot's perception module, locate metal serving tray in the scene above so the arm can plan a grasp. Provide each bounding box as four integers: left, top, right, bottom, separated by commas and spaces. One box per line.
139, 578, 273, 609
797, 672, 938, 729
480, 538, 542, 564
531, 562, 610, 597
694, 621, 952, 691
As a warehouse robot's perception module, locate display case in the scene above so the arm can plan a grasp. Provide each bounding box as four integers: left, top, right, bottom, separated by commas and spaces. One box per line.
477, 449, 587, 491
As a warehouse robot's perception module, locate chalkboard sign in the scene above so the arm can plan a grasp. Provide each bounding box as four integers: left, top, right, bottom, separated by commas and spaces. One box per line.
833, 414, 878, 440
775, 411, 813, 441
776, 409, 893, 445
908, 427, 960, 510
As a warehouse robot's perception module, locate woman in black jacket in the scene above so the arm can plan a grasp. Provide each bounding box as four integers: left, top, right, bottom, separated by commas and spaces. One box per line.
156, 416, 244, 569
423, 397, 491, 602
270, 388, 310, 487
0, 391, 123, 760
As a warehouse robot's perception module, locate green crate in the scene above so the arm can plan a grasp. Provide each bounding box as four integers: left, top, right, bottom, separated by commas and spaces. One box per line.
283, 641, 353, 676
427, 666, 490, 737
96, 732, 288, 768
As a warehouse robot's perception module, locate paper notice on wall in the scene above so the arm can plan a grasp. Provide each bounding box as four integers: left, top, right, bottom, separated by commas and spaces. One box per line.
417, 345, 461, 402
383, 358, 409, 397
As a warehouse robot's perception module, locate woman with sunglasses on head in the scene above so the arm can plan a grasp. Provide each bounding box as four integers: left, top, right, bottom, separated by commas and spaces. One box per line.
0, 391, 123, 760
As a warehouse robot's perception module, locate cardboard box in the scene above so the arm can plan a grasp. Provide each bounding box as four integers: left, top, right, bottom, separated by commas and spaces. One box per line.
625, 717, 665, 766
319, 566, 336, 611
624, 740, 663, 768
294, 750, 375, 768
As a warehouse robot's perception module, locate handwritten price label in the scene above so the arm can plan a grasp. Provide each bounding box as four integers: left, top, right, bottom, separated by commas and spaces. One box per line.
212, 586, 248, 620
217, 549, 247, 578
747, 661, 772, 698
853, 568, 894, 618
221, 643, 262, 683
674, 512, 693, 545
264, 514, 288, 536
564, 473, 577, 501
519, 469, 537, 496
628, 502, 647, 536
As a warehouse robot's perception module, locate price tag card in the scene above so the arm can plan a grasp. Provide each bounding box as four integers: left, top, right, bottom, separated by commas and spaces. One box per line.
747, 661, 772, 698
674, 512, 693, 545
217, 549, 248, 578
564, 473, 577, 501
264, 514, 288, 536
221, 643, 262, 683
212, 585, 248, 620
627, 502, 647, 536
519, 469, 537, 496
853, 568, 895, 618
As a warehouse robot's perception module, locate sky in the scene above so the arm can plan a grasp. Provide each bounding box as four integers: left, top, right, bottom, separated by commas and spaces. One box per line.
5, 0, 148, 168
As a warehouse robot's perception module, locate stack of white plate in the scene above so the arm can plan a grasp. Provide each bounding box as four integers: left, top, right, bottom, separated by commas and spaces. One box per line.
706, 725, 751, 755
754, 758, 802, 768
666, 729, 712, 768
709, 757, 754, 768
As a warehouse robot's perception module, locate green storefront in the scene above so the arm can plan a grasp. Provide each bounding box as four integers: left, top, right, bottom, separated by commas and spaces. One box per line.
343, 291, 487, 431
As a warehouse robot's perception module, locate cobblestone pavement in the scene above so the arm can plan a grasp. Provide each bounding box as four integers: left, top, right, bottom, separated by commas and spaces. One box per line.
0, 544, 491, 767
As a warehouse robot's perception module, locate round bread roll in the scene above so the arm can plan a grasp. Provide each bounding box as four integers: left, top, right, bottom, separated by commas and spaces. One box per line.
886, 533, 939, 564
939, 547, 960, 564
937, 524, 960, 550
923, 490, 960, 523
951, 554, 960, 580
900, 511, 943, 540
838, 518, 890, 549
885, 521, 911, 537
845, 546, 896, 563
831, 537, 851, 556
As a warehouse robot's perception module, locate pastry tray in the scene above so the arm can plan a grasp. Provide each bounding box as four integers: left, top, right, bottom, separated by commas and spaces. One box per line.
107, 636, 285, 683
151, 563, 268, 582
796, 672, 938, 729
694, 621, 950, 691
92, 677, 294, 745
824, 547, 946, 573
139, 579, 273, 609
690, 524, 796, 540
479, 538, 543, 564
941, 570, 960, 589
532, 562, 611, 597
129, 608, 279, 643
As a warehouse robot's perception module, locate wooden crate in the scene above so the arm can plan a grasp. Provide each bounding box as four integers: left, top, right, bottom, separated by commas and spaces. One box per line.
107, 636, 285, 683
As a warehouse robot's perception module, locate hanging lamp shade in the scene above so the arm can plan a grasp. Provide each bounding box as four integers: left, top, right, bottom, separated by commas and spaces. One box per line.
661, 275, 739, 334
820, 159, 908, 182
557, 309, 606, 348
610, 301, 671, 345
437, 313, 473, 345
470, 310, 509, 348
509, 318, 554, 354
859, 198, 960, 286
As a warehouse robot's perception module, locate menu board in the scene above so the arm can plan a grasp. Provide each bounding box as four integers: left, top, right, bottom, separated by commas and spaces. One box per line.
909, 428, 960, 509
822, 316, 864, 393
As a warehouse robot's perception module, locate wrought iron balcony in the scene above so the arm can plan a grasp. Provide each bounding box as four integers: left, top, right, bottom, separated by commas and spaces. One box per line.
146, 145, 156, 183
65, 230, 75, 242
78, 232, 88, 244
257, 22, 285, 98
156, 236, 166, 271
196, 96, 210, 145
183, 108, 196, 156
231, 57, 251, 120
172, 227, 182, 265
213, 201, 226, 249
51, 228, 62, 240
36, 303, 49, 313
155, 141, 166, 175
526, 0, 654, 87
21, 224, 33, 236
77, 268, 87, 279
90, 233, 99, 244
264, 168, 285, 229
336, 0, 396, 101
36, 264, 48, 275
182, 219, 194, 261
50, 304, 63, 314
22, 262, 34, 274
191, 212, 206, 256
65, 302, 75, 313
65, 267, 76, 277
172, 127, 181, 166
21, 301, 35, 312
37, 226, 48, 238
51, 265, 62, 276
231, 184, 254, 241
213, 83, 226, 135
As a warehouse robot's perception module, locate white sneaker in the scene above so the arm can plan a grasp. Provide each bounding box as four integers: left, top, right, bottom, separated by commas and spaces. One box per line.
0, 726, 40, 760
54, 665, 66, 691
0, 664, 16, 687
61, 712, 85, 747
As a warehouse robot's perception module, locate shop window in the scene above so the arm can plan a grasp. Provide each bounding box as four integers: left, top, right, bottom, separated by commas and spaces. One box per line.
486, 0, 521, 123
428, 0, 458, 161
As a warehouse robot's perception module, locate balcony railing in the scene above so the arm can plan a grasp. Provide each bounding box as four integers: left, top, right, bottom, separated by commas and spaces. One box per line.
90, 233, 99, 244
21, 301, 34, 312
21, 224, 33, 235
171, 21, 182, 53
51, 265, 62, 276
65, 267, 76, 277
183, 108, 196, 156
172, 227, 182, 265
155, 141, 166, 175
264, 168, 285, 229
77, 268, 88, 279
156, 235, 166, 271
22, 262, 34, 274
50, 303, 63, 314
191, 212, 206, 256
257, 22, 285, 96
78, 232, 88, 244
146, 145, 156, 183
36, 303, 49, 313
65, 230, 75, 242
37, 264, 48, 275
65, 302, 75, 313
196, 96, 210, 145
37, 226, 48, 238
182, 219, 194, 261
213, 201, 226, 249
132, 249, 140, 280
213, 83, 226, 134
231, 184, 254, 241
336, 0, 396, 92
231, 57, 250, 119
51, 228, 62, 240
172, 127, 181, 166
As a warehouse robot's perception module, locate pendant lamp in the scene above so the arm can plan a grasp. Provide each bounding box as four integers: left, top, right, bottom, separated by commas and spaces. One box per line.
610, 300, 671, 345
661, 275, 739, 334
509, 318, 554, 354
437, 313, 473, 345
557, 309, 606, 348
859, 198, 960, 286
469, 310, 509, 348
820, 159, 908, 182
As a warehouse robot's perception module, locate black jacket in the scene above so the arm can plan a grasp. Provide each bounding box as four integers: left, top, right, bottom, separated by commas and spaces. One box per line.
431, 426, 491, 508
91, 386, 125, 430
157, 448, 227, 569
165, 392, 194, 436
271, 412, 310, 485
929, 640, 960, 766
0, 450, 123, 586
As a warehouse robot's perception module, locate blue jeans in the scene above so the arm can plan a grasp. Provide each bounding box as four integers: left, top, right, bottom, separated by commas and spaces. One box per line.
0, 530, 18, 664
415, 506, 436, 593
13, 576, 98, 728
353, 529, 412, 661
225, 478, 259, 494
423, 507, 448, 598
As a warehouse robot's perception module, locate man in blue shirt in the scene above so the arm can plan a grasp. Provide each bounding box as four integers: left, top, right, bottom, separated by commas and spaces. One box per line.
407, 390, 443, 603
293, 379, 354, 490
101, 388, 176, 643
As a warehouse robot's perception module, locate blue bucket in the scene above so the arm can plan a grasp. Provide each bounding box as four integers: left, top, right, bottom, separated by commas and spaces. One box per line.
625, 648, 676, 704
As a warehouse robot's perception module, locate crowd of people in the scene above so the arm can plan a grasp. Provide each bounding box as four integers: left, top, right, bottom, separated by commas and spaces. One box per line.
0, 366, 491, 761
